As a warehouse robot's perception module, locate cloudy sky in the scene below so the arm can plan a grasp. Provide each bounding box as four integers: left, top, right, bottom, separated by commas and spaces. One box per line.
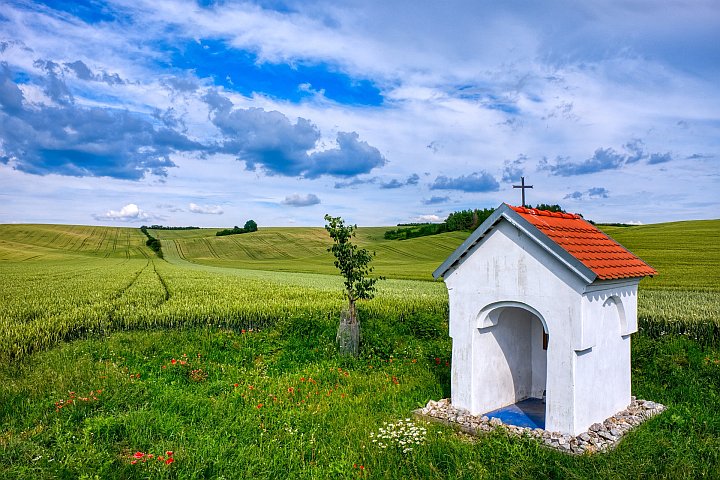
0, 0, 718, 227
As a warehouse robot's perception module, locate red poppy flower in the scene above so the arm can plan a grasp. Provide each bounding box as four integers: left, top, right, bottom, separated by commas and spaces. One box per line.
166, 451, 174, 457
133, 452, 144, 459
165, 458, 174, 465
171, 359, 177, 365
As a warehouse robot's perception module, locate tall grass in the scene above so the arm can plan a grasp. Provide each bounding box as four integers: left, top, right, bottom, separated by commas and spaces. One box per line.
0, 321, 718, 478
0, 257, 447, 362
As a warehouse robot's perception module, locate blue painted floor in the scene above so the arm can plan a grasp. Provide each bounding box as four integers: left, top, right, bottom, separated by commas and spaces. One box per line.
485, 397, 545, 429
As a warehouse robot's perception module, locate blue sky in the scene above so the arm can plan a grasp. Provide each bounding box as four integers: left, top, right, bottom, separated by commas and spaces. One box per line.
0, 0, 718, 227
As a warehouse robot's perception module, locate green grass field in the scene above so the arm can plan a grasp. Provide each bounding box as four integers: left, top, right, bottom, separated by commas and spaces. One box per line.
600, 219, 720, 291
0, 219, 719, 478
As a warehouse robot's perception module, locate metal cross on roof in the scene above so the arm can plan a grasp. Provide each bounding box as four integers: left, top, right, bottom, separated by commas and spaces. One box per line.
512, 176, 533, 207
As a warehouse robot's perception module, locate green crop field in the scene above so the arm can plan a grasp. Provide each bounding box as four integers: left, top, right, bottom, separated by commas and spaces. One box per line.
599, 219, 720, 292
154, 226, 469, 280
0, 224, 150, 261
1, 219, 719, 478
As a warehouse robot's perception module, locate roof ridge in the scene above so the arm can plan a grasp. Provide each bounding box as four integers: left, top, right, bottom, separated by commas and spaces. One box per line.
509, 205, 582, 219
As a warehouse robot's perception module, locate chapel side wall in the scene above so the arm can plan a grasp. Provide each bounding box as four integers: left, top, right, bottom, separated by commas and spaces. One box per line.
444, 221, 587, 434
573, 282, 639, 433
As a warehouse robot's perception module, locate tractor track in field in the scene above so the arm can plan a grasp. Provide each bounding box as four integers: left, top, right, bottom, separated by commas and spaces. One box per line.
152, 260, 171, 302
110, 260, 150, 301
202, 237, 222, 259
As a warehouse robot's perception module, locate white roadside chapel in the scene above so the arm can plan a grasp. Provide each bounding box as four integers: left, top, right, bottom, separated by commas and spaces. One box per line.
433, 204, 657, 435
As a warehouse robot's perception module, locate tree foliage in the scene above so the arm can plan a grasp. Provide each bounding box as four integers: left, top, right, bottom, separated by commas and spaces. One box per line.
383, 204, 567, 240
141, 225, 200, 230
531, 203, 565, 213
216, 220, 258, 236
139, 227, 163, 258
324, 214, 383, 325
445, 208, 495, 231
383, 223, 447, 240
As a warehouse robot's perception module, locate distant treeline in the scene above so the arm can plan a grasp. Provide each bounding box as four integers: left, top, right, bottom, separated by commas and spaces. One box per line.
593, 222, 634, 227
216, 220, 258, 237
384, 204, 565, 240
384, 223, 448, 240
141, 225, 200, 230
140, 226, 163, 258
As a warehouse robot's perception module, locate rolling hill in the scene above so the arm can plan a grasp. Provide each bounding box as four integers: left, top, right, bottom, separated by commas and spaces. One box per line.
1, 219, 718, 286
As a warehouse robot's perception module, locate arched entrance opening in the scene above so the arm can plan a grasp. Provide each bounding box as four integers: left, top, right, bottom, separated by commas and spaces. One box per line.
477, 303, 548, 429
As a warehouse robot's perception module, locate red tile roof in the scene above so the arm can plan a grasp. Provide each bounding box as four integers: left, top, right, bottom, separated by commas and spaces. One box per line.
509, 206, 657, 280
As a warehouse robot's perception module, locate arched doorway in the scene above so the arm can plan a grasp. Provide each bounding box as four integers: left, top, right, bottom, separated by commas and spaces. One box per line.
476, 303, 548, 428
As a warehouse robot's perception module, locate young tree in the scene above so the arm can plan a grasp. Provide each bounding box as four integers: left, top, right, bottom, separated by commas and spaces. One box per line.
324, 214, 383, 355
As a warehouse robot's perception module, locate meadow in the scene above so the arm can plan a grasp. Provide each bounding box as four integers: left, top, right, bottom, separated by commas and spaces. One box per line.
0, 219, 719, 478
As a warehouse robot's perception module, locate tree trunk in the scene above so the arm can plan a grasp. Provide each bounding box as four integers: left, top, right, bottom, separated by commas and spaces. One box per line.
336, 303, 359, 356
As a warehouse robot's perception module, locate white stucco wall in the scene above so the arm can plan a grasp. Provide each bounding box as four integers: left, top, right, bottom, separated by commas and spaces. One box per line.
443, 219, 641, 435
574, 282, 639, 430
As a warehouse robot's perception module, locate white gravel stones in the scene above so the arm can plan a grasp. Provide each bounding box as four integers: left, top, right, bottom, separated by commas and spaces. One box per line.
415, 396, 665, 455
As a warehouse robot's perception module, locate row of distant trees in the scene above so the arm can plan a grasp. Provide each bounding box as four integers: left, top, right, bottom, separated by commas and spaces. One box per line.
216, 220, 258, 236
384, 204, 564, 240
139, 226, 163, 258
141, 225, 200, 230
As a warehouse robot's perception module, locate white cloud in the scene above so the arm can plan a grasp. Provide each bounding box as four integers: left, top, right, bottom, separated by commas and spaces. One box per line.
95, 203, 148, 221
412, 214, 444, 223
189, 203, 224, 214
281, 193, 321, 207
